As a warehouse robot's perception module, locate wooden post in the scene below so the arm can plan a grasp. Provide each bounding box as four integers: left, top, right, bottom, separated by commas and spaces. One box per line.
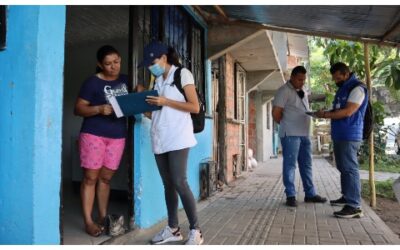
363, 42, 376, 208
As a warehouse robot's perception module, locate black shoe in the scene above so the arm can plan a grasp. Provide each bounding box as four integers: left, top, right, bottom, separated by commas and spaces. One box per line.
333, 205, 364, 218
286, 196, 297, 207
304, 194, 327, 203
330, 196, 347, 206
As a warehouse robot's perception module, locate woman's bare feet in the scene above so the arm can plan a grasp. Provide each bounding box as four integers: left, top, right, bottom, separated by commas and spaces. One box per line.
85, 222, 103, 237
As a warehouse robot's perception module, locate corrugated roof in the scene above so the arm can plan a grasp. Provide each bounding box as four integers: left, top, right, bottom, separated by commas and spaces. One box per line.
197, 5, 400, 47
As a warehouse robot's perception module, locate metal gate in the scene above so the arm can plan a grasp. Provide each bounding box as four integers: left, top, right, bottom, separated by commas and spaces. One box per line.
132, 6, 205, 96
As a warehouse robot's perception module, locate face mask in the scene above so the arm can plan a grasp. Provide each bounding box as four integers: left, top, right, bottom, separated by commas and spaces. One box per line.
149, 62, 165, 77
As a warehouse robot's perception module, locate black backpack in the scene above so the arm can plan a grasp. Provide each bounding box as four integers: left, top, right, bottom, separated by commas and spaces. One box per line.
171, 67, 206, 133
349, 83, 373, 140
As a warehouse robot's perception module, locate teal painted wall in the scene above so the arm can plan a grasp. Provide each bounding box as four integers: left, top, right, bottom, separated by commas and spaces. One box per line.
0, 6, 65, 244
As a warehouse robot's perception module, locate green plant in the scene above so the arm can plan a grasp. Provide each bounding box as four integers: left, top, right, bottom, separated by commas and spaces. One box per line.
361, 179, 396, 200
309, 37, 399, 165
358, 100, 390, 166
373, 49, 400, 90
360, 154, 400, 173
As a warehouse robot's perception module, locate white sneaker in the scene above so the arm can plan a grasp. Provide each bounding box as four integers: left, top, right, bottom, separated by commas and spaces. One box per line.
151, 226, 183, 245
185, 229, 204, 245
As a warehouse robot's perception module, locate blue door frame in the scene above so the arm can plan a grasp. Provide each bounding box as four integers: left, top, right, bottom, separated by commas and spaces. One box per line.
0, 6, 66, 244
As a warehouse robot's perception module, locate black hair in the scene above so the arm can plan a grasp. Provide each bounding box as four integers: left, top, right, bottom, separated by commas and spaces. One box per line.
95, 45, 120, 73
291, 66, 307, 76
166, 47, 182, 68
330, 62, 350, 75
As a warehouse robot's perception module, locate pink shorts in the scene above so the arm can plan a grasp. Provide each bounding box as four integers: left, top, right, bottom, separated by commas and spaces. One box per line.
79, 133, 125, 170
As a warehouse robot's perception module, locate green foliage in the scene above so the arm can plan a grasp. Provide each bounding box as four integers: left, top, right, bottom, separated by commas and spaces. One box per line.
373, 58, 400, 90
309, 37, 400, 164
309, 37, 400, 99
358, 100, 390, 164
361, 179, 396, 200
360, 155, 400, 173
308, 39, 336, 110
372, 101, 388, 127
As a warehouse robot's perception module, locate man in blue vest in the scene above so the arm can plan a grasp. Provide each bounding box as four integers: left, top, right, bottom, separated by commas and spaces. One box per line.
315, 62, 368, 218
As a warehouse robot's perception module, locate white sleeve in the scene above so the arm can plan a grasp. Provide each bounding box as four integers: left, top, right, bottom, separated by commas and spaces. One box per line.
347, 86, 365, 105
180, 68, 195, 88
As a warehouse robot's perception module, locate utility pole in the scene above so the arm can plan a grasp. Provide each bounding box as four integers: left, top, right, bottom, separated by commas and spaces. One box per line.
363, 42, 376, 208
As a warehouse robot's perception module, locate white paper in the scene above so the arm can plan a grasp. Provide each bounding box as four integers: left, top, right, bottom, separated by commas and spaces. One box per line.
109, 96, 124, 118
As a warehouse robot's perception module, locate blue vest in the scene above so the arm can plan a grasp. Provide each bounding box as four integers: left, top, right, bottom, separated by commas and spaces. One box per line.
331, 73, 368, 141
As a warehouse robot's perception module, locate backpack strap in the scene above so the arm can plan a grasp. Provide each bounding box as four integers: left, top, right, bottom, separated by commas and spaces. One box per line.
172, 67, 187, 101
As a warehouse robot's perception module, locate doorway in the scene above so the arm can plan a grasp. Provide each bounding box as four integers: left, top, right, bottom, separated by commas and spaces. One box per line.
61, 6, 132, 244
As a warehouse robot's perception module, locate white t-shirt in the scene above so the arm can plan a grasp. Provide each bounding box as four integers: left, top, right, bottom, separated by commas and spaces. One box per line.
332, 86, 366, 110
347, 86, 365, 105
150, 65, 197, 154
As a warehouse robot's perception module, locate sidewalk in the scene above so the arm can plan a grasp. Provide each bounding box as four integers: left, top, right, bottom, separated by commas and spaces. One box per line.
106, 157, 400, 245
359, 169, 400, 181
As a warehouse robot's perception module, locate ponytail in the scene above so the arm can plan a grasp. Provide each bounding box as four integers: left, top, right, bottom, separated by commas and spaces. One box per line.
166, 47, 182, 68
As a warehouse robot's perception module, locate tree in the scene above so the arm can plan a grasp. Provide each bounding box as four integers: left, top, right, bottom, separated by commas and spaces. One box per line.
309, 37, 400, 162
311, 37, 400, 93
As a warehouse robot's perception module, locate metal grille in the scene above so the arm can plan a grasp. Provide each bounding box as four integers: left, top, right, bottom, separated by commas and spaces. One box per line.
135, 6, 205, 96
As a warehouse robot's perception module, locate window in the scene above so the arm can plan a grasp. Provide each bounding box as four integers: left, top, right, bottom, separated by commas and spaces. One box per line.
234, 63, 246, 123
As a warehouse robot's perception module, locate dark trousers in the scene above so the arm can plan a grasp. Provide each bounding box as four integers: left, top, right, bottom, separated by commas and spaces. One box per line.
155, 148, 199, 230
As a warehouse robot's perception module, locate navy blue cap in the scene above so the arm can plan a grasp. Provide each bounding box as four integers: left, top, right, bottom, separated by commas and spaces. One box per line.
137, 41, 169, 68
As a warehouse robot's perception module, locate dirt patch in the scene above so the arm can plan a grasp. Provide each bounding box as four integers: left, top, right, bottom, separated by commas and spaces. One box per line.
364, 196, 400, 238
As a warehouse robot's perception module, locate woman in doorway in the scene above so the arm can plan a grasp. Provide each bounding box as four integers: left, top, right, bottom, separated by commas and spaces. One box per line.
74, 45, 128, 237
137, 41, 203, 245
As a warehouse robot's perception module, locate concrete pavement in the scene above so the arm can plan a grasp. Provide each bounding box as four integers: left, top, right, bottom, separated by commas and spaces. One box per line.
106, 156, 400, 245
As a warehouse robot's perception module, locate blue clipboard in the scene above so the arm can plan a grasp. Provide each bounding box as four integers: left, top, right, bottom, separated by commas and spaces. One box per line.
113, 90, 161, 117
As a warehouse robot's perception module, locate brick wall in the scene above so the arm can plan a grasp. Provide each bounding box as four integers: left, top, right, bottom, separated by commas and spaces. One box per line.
224, 54, 240, 183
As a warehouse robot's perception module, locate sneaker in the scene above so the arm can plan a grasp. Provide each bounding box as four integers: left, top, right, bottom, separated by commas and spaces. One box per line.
304, 194, 327, 203
185, 229, 204, 245
286, 196, 297, 207
151, 226, 183, 245
330, 196, 347, 206
333, 205, 364, 218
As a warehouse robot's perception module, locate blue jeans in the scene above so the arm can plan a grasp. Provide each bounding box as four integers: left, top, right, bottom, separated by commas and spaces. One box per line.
333, 140, 362, 208
281, 136, 316, 198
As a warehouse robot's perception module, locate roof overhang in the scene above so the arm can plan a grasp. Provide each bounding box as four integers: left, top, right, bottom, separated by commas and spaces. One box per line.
209, 30, 285, 91
195, 5, 400, 47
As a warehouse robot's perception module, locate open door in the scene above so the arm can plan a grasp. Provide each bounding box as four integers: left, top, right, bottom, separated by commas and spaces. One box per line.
61, 6, 132, 244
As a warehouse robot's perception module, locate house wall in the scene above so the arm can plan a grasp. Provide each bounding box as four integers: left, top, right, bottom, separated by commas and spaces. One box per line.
247, 91, 257, 157
262, 100, 274, 160
268, 31, 287, 73
0, 6, 66, 244
223, 53, 241, 183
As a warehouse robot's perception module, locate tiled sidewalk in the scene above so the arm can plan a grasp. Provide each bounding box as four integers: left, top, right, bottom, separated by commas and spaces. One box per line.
107, 157, 400, 245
